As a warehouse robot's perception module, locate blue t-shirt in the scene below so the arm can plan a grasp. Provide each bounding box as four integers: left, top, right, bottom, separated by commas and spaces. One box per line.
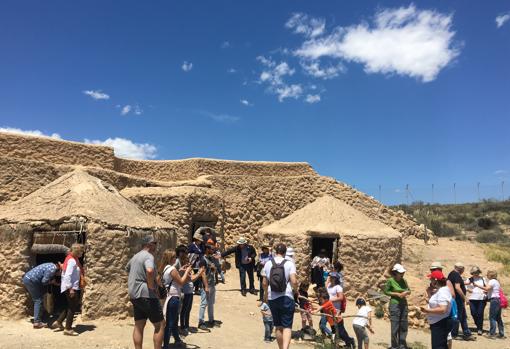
24, 263, 58, 285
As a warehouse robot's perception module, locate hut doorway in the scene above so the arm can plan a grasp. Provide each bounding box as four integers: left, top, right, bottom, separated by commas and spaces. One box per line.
311, 237, 338, 261
190, 220, 217, 243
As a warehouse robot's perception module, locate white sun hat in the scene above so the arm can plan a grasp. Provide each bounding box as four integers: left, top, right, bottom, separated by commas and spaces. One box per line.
392, 263, 406, 273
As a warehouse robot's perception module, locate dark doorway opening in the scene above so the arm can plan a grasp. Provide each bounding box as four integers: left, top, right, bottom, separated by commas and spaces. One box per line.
190, 220, 217, 243
311, 237, 336, 261
34, 253, 67, 318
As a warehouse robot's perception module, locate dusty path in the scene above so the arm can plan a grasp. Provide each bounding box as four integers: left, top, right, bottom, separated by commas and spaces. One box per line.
1, 239, 508, 349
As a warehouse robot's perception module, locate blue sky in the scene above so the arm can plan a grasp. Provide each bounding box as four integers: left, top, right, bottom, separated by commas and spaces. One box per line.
0, 1, 509, 205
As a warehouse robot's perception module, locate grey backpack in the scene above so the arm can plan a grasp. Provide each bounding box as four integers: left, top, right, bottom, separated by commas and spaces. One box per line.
269, 259, 288, 292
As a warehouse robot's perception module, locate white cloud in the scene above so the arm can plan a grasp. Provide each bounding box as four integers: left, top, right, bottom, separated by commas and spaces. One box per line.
84, 137, 157, 160
121, 105, 132, 115
181, 61, 193, 72
134, 105, 143, 115
495, 169, 508, 176
221, 41, 231, 48
285, 13, 326, 38
240, 99, 253, 107
83, 90, 110, 100
199, 111, 240, 123
257, 56, 303, 101
227, 68, 237, 73
0, 127, 62, 139
294, 5, 460, 82
300, 60, 345, 79
496, 13, 510, 28
305, 94, 321, 104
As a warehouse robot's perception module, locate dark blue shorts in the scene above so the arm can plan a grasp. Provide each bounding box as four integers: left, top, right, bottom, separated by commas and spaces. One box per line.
268, 296, 295, 329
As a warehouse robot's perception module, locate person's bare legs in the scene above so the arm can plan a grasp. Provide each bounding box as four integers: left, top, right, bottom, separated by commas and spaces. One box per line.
281, 328, 292, 349
133, 319, 146, 349
275, 327, 284, 348
153, 320, 164, 349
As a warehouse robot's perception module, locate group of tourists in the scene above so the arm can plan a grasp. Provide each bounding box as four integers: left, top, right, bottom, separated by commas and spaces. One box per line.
21, 234, 508, 349
385, 261, 506, 349
21, 243, 85, 336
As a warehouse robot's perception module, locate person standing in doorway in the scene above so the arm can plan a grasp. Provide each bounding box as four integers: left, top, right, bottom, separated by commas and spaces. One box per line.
263, 243, 298, 349
384, 263, 411, 349
222, 237, 256, 296
447, 262, 475, 341
311, 249, 330, 288
22, 262, 61, 328
126, 236, 164, 349
257, 245, 272, 301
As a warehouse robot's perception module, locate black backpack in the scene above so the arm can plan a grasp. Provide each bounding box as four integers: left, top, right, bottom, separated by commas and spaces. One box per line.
269, 259, 288, 292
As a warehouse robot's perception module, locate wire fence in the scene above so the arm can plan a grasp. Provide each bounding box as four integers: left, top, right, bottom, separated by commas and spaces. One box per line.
357, 182, 508, 206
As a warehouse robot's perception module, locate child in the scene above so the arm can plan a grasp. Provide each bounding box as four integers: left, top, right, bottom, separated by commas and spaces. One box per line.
298, 281, 314, 329
258, 300, 273, 343
352, 298, 374, 349
313, 291, 355, 349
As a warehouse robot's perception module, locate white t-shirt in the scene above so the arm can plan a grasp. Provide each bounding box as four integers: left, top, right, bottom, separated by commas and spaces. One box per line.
162, 265, 181, 297
488, 279, 501, 299
263, 256, 296, 301
353, 305, 372, 327
61, 258, 80, 293
327, 284, 344, 310
427, 286, 452, 324
467, 276, 487, 301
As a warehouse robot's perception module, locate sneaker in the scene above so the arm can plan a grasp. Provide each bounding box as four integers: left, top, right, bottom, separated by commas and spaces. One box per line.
487, 334, 497, 340
198, 323, 210, 332
212, 320, 222, 326
249, 289, 256, 295
205, 321, 214, 328
264, 339, 272, 343
33, 322, 46, 329
241, 290, 247, 297
477, 330, 483, 336
463, 335, 476, 341
63, 329, 79, 336
498, 335, 507, 339
174, 340, 185, 347
179, 328, 189, 337
188, 327, 198, 333
51, 321, 64, 331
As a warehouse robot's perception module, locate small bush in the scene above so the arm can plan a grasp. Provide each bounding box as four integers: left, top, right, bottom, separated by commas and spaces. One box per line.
475, 230, 508, 243
478, 217, 496, 229
484, 244, 510, 274
429, 219, 458, 237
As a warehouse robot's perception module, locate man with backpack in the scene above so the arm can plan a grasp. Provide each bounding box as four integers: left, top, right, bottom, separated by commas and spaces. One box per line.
262, 243, 298, 349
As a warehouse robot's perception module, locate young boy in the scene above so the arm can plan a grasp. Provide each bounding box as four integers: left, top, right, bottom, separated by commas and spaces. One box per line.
258, 300, 274, 343
313, 291, 355, 349
297, 281, 314, 329
352, 298, 374, 349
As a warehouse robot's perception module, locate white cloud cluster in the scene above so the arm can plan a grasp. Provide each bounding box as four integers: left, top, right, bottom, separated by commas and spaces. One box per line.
285, 13, 325, 38
294, 5, 459, 82
121, 105, 132, 115
221, 41, 231, 48
181, 61, 193, 72
83, 90, 110, 100
240, 99, 253, 107
0, 127, 62, 139
257, 56, 303, 101
496, 13, 510, 28
85, 137, 157, 160
300, 60, 345, 79
227, 68, 237, 73
305, 94, 321, 104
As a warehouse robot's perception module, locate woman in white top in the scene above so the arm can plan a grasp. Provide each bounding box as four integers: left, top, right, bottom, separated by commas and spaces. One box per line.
476, 270, 505, 338
420, 270, 452, 349
159, 250, 192, 348
326, 270, 355, 348
465, 266, 487, 335
55, 243, 84, 336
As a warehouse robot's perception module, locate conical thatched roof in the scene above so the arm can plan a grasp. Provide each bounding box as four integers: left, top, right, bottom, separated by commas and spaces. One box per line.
259, 195, 400, 238
0, 169, 173, 229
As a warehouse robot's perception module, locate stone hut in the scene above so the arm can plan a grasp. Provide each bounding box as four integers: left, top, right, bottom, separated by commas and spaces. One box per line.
0, 169, 176, 320
259, 195, 402, 296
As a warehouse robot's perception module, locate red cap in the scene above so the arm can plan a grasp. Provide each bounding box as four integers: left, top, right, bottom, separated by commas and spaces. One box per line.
427, 270, 446, 280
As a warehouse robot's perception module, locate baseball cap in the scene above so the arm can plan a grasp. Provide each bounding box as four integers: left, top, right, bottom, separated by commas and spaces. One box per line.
454, 262, 464, 269
392, 263, 406, 273
428, 270, 446, 281
286, 247, 295, 257
355, 298, 366, 306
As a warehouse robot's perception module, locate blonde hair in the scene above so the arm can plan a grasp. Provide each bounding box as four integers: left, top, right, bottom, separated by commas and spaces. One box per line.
71, 243, 84, 255
158, 250, 176, 275
486, 270, 498, 280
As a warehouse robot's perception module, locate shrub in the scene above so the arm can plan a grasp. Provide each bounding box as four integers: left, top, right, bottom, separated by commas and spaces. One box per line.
475, 230, 508, 243
478, 217, 496, 229
428, 219, 458, 237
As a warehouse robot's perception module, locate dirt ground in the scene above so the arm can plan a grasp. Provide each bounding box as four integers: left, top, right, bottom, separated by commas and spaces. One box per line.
1, 238, 508, 349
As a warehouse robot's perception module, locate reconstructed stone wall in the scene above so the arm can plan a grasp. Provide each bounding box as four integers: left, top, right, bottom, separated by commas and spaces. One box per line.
115, 158, 317, 182
122, 187, 225, 247
0, 223, 32, 319
0, 157, 165, 205
0, 132, 115, 169
83, 223, 176, 319
207, 175, 422, 248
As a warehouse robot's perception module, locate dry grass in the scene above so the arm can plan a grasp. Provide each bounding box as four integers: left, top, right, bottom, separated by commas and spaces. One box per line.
484, 243, 510, 275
